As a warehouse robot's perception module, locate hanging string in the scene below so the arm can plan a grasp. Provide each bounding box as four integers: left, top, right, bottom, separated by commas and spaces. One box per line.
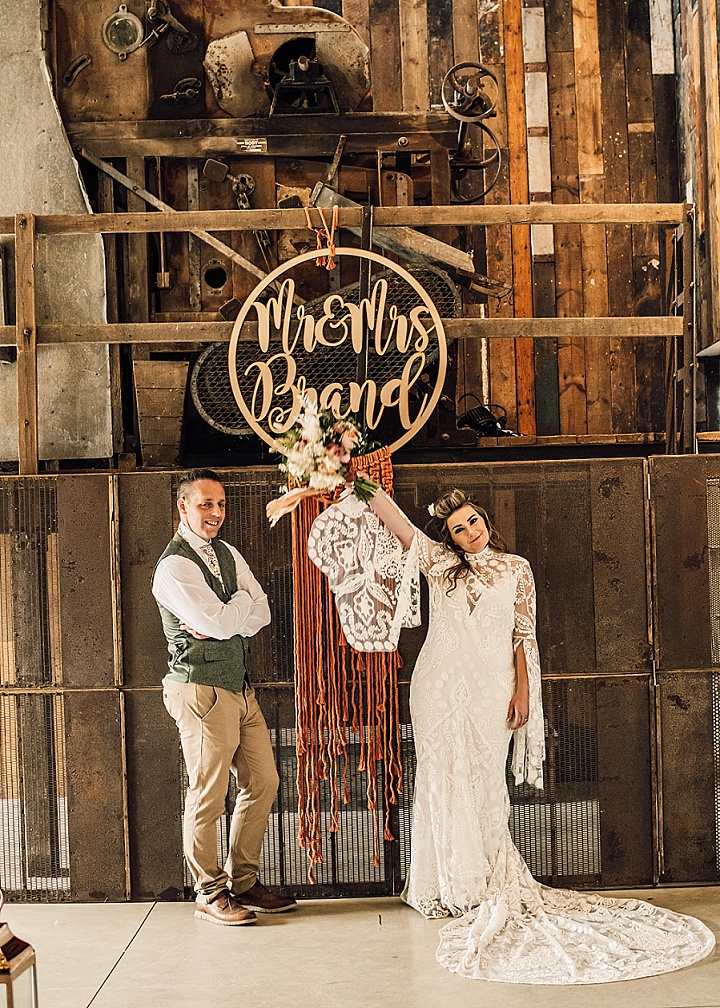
292, 446, 402, 878
304, 204, 339, 270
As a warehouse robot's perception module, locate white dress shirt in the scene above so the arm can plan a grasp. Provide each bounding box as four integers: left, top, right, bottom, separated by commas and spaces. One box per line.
152, 521, 271, 640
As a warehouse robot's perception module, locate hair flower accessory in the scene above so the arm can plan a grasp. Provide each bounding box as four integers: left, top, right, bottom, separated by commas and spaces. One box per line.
265, 396, 380, 526
427, 502, 436, 517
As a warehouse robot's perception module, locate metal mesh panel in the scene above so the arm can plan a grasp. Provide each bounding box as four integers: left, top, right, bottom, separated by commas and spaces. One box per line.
0, 481, 69, 899
396, 720, 414, 885
190, 265, 460, 436
706, 479, 720, 664
264, 726, 386, 891
0, 463, 665, 901
221, 475, 292, 669
652, 457, 714, 671
508, 677, 596, 883
705, 685, 720, 873
394, 460, 650, 677
0, 481, 59, 686
705, 478, 720, 868
0, 693, 69, 899
510, 680, 600, 882
658, 670, 720, 881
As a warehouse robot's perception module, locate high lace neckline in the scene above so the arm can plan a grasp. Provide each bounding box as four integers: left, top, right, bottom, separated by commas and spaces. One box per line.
464, 545, 493, 562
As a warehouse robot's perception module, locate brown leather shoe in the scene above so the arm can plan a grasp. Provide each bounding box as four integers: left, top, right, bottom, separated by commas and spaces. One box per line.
235, 881, 297, 914
195, 890, 257, 925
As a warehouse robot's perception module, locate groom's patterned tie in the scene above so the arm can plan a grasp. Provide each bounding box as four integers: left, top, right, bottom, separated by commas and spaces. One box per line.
201, 542, 223, 584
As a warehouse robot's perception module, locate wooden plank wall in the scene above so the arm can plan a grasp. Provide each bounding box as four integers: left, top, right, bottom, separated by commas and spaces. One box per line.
361, 0, 679, 436
675, 0, 720, 427
52, 0, 681, 444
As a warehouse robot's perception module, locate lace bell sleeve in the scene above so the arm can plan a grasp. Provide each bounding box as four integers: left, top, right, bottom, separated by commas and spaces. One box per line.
510, 559, 546, 789
414, 528, 451, 576
307, 494, 421, 651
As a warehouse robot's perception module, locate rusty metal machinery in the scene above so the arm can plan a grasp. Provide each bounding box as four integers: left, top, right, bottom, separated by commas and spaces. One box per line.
101, 1, 198, 59
203, 4, 369, 119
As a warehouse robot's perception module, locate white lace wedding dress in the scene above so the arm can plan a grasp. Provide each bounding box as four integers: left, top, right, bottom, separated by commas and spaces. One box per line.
309, 499, 716, 984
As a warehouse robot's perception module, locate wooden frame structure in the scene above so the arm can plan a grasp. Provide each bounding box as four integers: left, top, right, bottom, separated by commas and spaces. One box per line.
1, 202, 693, 475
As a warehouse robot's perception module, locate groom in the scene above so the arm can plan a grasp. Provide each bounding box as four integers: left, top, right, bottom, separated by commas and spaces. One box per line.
152, 468, 296, 924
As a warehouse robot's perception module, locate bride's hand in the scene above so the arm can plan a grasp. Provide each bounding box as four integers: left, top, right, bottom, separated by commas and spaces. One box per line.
346, 469, 369, 486
507, 690, 529, 730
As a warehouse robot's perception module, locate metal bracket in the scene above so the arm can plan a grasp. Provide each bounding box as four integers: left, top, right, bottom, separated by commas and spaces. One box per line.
147, 0, 198, 53
62, 54, 92, 87
159, 77, 203, 105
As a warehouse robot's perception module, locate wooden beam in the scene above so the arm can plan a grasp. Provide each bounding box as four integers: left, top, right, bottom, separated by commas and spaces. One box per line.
427, 0, 455, 110
442, 317, 683, 338
72, 133, 450, 160
452, 0, 480, 64
65, 112, 455, 142
399, 0, 429, 112
598, 0, 635, 436
97, 171, 124, 454
473, 431, 663, 447
700, 0, 720, 342
125, 156, 151, 366
573, 0, 604, 178
32, 208, 361, 236
14, 214, 39, 474
0, 315, 681, 347
573, 0, 611, 436
347, 205, 690, 226
342, 0, 370, 45
505, 0, 535, 434
15, 203, 685, 239
548, 42, 583, 435
682, 210, 696, 452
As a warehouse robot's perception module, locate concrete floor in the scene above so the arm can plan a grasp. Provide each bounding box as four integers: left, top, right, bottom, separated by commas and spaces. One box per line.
4, 888, 720, 1008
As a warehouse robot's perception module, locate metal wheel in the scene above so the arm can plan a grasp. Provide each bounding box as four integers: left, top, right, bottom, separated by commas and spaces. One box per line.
441, 62, 499, 123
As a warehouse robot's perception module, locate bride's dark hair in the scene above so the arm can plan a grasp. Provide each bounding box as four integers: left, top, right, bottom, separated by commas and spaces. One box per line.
426, 488, 506, 593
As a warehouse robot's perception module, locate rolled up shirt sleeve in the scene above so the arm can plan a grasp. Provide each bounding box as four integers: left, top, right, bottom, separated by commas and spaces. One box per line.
152, 546, 270, 640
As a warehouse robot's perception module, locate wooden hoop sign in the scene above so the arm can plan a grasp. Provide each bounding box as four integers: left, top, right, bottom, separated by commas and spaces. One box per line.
228, 247, 448, 454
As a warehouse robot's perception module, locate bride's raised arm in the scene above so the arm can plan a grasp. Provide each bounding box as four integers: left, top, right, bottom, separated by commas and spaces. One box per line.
363, 485, 417, 549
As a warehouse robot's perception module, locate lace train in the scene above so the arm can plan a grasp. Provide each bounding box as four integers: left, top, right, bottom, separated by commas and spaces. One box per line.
432, 843, 715, 984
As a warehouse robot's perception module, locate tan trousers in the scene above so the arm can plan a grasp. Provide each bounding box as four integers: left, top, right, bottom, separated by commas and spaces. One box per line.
162, 679, 279, 901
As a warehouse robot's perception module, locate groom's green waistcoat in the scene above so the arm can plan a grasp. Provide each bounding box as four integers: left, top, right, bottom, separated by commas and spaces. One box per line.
155, 533, 249, 692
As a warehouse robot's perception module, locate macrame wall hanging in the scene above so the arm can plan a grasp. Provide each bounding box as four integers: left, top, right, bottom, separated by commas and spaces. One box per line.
291, 446, 402, 879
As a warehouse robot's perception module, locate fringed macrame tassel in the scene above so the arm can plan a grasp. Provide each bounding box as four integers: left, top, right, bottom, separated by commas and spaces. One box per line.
292, 446, 403, 877
291, 495, 349, 881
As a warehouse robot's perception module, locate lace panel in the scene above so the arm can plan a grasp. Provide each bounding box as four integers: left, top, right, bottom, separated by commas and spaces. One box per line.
307, 495, 420, 651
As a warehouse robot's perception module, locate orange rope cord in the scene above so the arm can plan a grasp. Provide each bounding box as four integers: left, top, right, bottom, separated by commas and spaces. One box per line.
304, 205, 339, 269
292, 446, 403, 877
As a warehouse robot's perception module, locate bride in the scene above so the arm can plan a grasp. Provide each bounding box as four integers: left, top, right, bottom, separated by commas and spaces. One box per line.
311, 484, 715, 984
